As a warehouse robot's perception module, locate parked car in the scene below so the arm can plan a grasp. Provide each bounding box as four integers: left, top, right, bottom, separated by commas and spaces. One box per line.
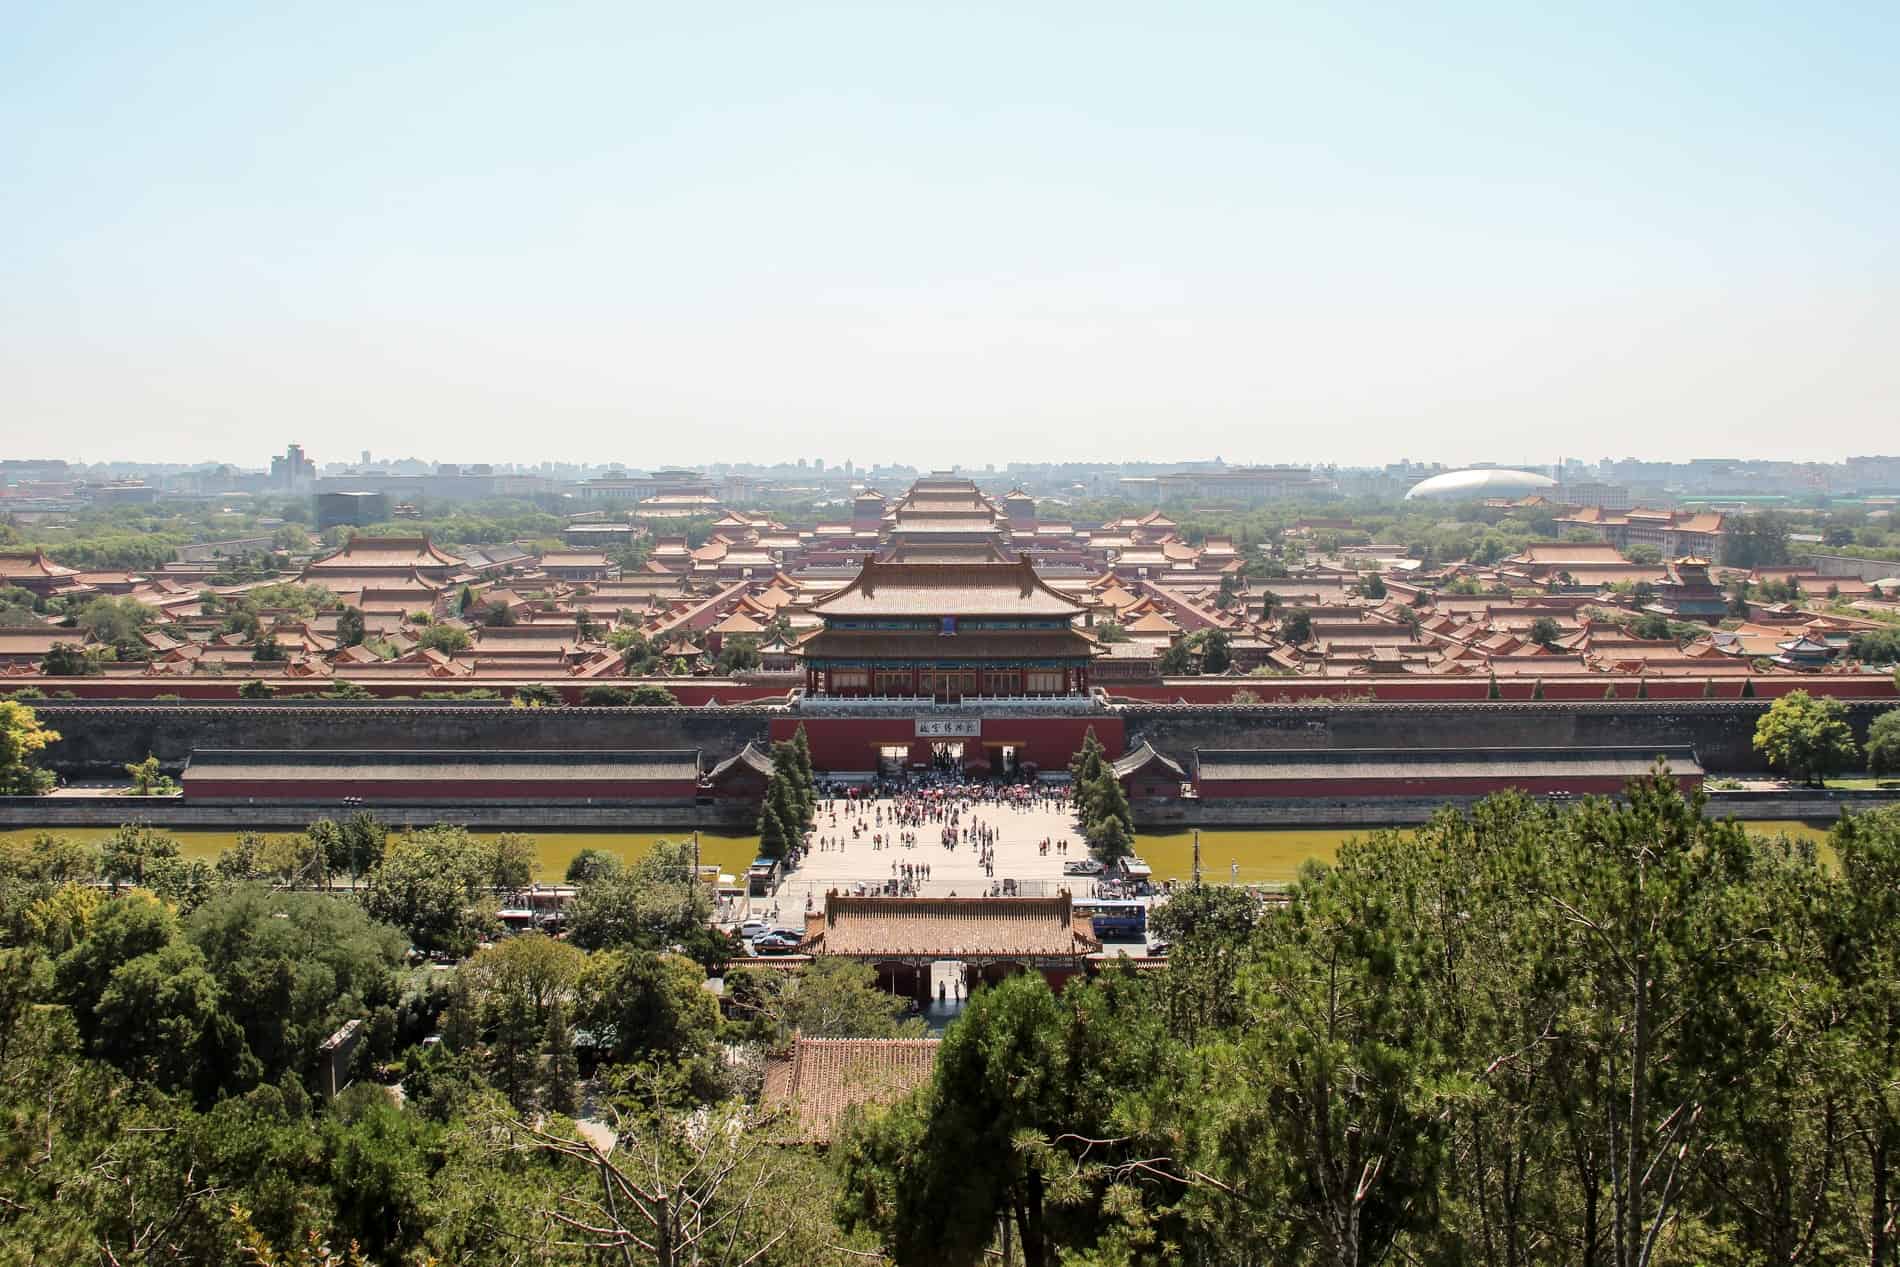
754, 935, 803, 956
739, 920, 768, 939
1063, 859, 1105, 876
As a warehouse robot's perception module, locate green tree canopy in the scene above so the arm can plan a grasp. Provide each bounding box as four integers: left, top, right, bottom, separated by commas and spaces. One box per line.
0, 699, 60, 795
1866, 706, 1900, 776
573, 948, 721, 1072
1753, 689, 1860, 785
359, 826, 533, 955
417, 623, 471, 653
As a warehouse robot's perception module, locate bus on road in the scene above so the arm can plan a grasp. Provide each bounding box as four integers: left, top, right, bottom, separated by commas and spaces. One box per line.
1075, 898, 1148, 941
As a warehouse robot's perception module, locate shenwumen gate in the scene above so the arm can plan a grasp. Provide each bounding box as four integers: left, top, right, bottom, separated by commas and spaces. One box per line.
796, 554, 1099, 701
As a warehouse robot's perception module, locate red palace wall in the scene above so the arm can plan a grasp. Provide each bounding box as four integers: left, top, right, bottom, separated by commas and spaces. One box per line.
1197, 773, 1702, 800
24, 676, 1891, 706
6, 678, 792, 705
771, 715, 1125, 774
182, 778, 701, 802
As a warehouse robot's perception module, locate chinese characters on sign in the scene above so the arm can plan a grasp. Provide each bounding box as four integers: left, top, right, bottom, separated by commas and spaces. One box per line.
915, 718, 981, 738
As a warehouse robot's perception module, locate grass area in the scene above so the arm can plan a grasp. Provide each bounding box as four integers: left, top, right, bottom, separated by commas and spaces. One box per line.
1138, 819, 1839, 887
1135, 830, 1347, 887
0, 827, 761, 885
2, 820, 1844, 891
1823, 778, 1900, 791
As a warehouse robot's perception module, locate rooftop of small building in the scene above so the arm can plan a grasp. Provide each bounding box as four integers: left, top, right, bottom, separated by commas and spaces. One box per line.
761, 1037, 941, 1145
803, 893, 1099, 959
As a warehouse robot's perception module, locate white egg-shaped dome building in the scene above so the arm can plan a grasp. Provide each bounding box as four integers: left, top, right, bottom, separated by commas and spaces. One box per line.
1404, 468, 1556, 501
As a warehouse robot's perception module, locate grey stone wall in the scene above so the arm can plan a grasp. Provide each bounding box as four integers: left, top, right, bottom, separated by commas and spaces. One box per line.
31, 703, 777, 778
1804, 553, 1900, 581
1119, 699, 1894, 776
27, 698, 1894, 787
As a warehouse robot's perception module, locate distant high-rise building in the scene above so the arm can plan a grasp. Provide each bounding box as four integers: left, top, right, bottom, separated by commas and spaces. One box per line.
271, 443, 316, 491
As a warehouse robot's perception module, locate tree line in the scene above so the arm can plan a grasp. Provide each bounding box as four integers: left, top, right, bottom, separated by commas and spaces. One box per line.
5, 765, 1900, 1264
0, 817, 903, 1264
834, 775, 1900, 1267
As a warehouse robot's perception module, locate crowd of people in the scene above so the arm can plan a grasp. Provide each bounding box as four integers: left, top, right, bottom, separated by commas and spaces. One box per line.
785, 771, 1089, 896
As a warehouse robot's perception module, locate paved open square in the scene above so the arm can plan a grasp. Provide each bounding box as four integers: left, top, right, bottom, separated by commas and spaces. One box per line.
757, 781, 1111, 923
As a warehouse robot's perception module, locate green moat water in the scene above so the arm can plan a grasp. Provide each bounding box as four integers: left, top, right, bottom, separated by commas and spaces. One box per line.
0, 821, 1834, 887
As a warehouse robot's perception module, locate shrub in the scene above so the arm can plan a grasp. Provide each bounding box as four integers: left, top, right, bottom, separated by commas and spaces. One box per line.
627, 685, 679, 706
582, 686, 631, 706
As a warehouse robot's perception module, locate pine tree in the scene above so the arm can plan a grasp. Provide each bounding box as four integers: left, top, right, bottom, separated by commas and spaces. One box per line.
1741, 676, 1757, 698
1097, 769, 1135, 840
1093, 815, 1134, 864
1635, 677, 1649, 700
1530, 679, 1545, 701
442, 976, 479, 1054
1070, 728, 1106, 783
540, 999, 579, 1116
1702, 678, 1716, 699
1604, 683, 1619, 700
791, 724, 816, 799
773, 740, 813, 829
1487, 673, 1502, 700
490, 990, 540, 1112
758, 800, 789, 861
768, 765, 805, 842
1075, 768, 1107, 838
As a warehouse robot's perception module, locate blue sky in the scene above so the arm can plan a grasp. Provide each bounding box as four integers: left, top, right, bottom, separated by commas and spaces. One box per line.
2, 1, 1895, 468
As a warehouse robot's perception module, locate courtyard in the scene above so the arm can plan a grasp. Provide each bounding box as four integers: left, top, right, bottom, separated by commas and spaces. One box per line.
759, 783, 1109, 922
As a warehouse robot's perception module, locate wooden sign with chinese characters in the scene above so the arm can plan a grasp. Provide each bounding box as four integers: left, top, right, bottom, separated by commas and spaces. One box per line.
915, 718, 981, 738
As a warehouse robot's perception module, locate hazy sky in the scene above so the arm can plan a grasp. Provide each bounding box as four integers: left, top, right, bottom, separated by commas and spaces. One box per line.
3, 1, 1896, 470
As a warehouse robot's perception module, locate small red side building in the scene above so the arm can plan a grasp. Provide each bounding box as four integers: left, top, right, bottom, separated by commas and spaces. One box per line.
1112, 740, 1188, 800
704, 741, 775, 802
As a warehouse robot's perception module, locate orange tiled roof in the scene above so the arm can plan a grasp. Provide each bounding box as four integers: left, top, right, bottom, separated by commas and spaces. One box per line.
761, 1038, 940, 1144
807, 894, 1098, 958
306, 537, 461, 570
811, 556, 1083, 618
0, 550, 81, 580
